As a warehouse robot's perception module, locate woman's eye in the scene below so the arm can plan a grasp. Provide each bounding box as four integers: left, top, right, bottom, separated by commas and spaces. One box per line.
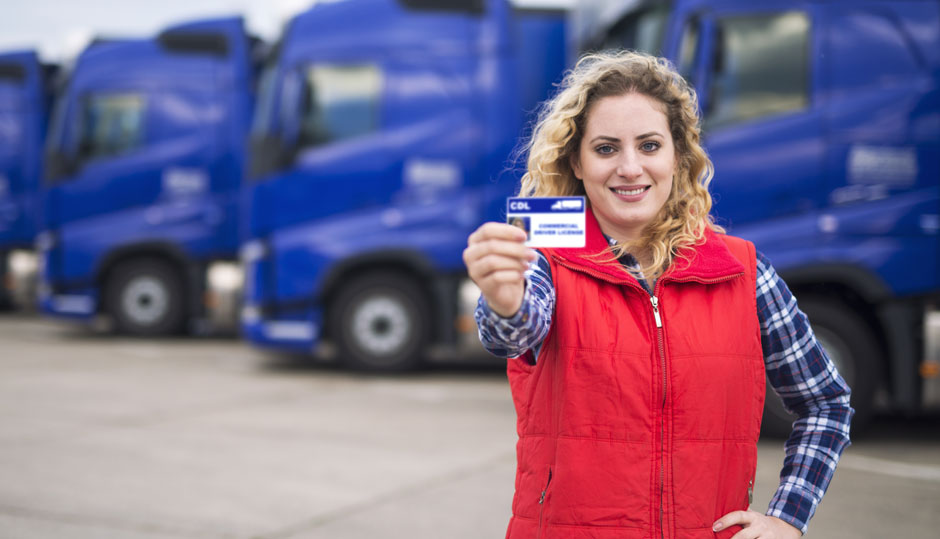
641, 141, 661, 152
595, 144, 616, 155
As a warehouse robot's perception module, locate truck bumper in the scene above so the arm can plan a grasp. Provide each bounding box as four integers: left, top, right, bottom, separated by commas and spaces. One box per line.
38, 286, 98, 320
241, 304, 322, 352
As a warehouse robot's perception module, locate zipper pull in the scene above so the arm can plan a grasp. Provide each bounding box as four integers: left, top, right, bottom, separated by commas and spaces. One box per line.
650, 296, 662, 328
539, 468, 553, 504
747, 479, 754, 506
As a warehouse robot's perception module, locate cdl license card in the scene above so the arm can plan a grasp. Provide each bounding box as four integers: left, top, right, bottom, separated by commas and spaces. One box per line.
506, 197, 586, 248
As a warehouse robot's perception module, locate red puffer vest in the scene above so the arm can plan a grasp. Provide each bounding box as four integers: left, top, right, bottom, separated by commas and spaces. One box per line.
505, 210, 764, 539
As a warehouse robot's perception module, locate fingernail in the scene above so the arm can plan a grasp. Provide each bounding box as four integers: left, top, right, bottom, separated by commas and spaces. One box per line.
712, 522, 723, 532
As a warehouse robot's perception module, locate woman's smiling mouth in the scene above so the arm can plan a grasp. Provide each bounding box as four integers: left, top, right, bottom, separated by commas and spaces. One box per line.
612, 185, 651, 197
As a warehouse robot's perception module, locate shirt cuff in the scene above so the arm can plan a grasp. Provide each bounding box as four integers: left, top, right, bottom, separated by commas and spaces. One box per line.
767, 482, 817, 535
478, 280, 532, 326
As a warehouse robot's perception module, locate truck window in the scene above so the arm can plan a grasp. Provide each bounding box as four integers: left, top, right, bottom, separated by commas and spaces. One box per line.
598, 4, 670, 56
677, 17, 700, 86
705, 12, 809, 128
77, 94, 145, 161
298, 64, 381, 148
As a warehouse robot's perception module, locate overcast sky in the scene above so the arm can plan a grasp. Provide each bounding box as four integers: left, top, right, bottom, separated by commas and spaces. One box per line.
0, 0, 574, 63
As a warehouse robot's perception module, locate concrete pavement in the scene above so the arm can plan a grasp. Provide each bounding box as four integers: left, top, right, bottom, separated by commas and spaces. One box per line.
0, 314, 937, 538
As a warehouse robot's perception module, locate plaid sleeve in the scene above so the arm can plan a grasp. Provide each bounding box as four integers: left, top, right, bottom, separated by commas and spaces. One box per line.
756, 251, 854, 534
474, 250, 555, 361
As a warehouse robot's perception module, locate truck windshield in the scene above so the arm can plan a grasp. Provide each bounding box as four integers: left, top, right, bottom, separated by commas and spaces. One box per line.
76, 94, 145, 160
704, 12, 809, 128
297, 64, 381, 148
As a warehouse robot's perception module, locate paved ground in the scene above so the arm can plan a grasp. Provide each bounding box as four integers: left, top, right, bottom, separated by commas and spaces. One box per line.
0, 314, 938, 538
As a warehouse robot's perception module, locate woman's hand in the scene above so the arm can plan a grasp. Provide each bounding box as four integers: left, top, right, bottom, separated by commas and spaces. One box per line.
462, 222, 537, 318
713, 511, 801, 538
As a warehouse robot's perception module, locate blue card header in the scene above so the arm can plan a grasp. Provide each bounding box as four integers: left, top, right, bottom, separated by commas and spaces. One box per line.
507, 197, 585, 214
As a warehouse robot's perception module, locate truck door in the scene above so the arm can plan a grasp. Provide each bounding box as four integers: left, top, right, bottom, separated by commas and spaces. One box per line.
267, 51, 476, 229
51, 91, 153, 229
269, 60, 390, 222
678, 5, 824, 257
818, 3, 940, 295
44, 48, 225, 280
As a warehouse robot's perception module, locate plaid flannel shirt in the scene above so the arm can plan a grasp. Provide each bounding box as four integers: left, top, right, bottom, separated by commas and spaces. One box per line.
475, 244, 853, 534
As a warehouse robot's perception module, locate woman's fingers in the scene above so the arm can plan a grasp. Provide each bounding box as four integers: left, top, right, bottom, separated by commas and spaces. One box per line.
713, 510, 799, 539
715, 510, 755, 538
464, 239, 533, 261
463, 223, 537, 277
468, 222, 528, 245
467, 253, 531, 279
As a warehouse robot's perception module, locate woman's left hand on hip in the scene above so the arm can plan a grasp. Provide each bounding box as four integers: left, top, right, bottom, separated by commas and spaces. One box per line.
713, 510, 802, 538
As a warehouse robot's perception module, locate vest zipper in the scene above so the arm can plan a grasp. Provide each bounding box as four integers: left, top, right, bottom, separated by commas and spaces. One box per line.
537, 467, 553, 539
651, 290, 667, 539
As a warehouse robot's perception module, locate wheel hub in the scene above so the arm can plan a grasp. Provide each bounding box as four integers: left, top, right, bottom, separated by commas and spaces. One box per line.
121, 276, 169, 326
352, 295, 410, 356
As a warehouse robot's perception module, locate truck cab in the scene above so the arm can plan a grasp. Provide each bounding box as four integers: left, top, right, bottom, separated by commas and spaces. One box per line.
242, 0, 566, 369
575, 0, 940, 433
0, 50, 55, 310
40, 17, 260, 335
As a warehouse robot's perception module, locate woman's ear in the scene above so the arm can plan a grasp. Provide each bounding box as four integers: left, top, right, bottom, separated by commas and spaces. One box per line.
569, 151, 583, 181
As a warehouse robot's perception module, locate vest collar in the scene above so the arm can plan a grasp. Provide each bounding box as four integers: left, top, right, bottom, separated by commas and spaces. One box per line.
549, 208, 746, 286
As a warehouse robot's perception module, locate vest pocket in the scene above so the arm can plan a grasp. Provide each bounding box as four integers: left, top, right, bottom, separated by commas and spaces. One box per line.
536, 467, 553, 539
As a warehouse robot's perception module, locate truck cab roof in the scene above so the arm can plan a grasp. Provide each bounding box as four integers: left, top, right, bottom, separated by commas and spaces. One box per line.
69, 16, 254, 94
281, 0, 511, 65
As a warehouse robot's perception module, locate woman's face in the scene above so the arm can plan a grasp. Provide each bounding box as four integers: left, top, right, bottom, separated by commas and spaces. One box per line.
570, 92, 676, 243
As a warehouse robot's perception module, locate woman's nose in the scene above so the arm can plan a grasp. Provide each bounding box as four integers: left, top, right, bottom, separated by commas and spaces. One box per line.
615, 152, 643, 178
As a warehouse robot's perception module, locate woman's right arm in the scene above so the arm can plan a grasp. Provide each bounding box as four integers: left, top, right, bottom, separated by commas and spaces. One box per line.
463, 223, 555, 360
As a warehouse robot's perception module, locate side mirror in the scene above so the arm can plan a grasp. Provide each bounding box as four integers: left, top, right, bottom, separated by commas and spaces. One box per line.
247, 135, 296, 181
44, 149, 78, 184
278, 69, 304, 147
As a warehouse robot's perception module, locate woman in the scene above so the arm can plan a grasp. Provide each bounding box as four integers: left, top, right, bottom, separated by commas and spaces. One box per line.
462, 51, 852, 539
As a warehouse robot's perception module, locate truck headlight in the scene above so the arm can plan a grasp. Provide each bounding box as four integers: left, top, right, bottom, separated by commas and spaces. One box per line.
207, 262, 244, 292
8, 250, 38, 276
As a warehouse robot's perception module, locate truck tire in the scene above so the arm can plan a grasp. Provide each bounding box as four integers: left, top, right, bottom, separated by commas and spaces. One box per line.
330, 272, 430, 372
105, 258, 186, 336
760, 297, 878, 439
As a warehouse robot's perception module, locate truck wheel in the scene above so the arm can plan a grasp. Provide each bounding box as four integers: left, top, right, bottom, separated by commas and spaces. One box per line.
105, 258, 186, 336
761, 298, 878, 438
330, 273, 430, 372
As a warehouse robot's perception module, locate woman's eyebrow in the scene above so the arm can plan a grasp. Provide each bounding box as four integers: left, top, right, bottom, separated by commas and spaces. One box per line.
637, 131, 664, 139
589, 135, 620, 143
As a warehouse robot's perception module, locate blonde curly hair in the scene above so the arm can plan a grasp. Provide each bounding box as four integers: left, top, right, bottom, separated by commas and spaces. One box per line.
518, 50, 723, 278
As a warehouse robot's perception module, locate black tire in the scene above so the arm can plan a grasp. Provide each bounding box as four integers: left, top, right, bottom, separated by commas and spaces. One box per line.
761, 297, 879, 439
329, 272, 430, 372
105, 258, 186, 336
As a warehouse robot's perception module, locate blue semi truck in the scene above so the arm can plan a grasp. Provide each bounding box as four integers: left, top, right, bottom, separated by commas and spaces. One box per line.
39, 17, 261, 335
0, 50, 55, 310
241, 0, 567, 370
574, 0, 940, 434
